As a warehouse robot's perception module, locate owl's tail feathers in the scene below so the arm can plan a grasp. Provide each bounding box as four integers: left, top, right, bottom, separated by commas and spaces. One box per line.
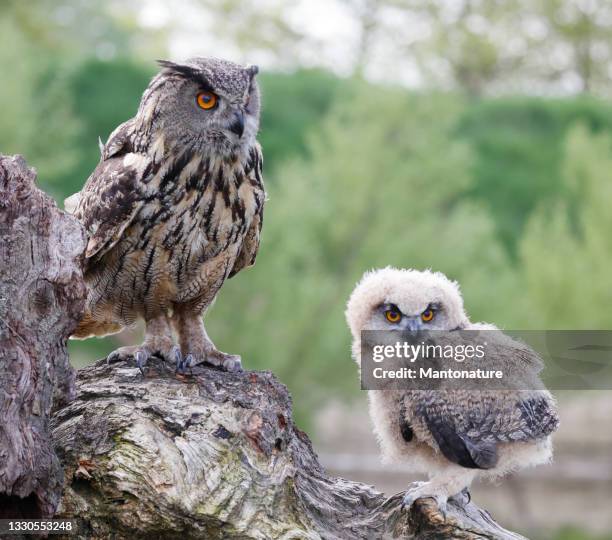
71, 310, 123, 339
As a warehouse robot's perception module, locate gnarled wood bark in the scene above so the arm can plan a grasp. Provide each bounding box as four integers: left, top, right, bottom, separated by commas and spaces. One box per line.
0, 155, 86, 518
52, 358, 526, 540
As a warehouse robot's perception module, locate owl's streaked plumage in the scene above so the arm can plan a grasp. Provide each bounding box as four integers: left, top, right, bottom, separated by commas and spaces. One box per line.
66, 58, 265, 372
346, 267, 559, 511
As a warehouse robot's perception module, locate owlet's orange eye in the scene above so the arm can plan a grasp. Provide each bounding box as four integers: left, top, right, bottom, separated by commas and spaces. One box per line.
421, 308, 435, 322
197, 91, 218, 110
385, 309, 402, 323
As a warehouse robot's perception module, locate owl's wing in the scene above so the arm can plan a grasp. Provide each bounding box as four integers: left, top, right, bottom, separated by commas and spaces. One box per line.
229, 145, 265, 278
411, 390, 559, 470
70, 120, 152, 260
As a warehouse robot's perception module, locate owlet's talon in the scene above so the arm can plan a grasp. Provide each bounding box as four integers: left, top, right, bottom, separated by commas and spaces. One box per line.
400, 481, 449, 517
451, 487, 471, 507
401, 481, 427, 510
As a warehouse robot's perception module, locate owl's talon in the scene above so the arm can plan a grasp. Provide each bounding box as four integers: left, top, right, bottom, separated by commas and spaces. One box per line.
106, 347, 139, 365
174, 347, 184, 373
177, 353, 195, 376
208, 351, 242, 372
184, 354, 195, 370
183, 350, 242, 372
135, 350, 148, 376
222, 356, 243, 372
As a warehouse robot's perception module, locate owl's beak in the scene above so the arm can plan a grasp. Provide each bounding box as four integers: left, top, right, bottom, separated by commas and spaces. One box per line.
229, 111, 245, 138
248, 65, 259, 80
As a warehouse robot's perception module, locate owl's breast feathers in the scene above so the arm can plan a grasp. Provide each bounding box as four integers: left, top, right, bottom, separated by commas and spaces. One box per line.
67, 122, 265, 321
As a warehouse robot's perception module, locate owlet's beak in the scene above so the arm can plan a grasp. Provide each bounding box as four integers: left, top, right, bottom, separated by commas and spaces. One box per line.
401, 317, 422, 333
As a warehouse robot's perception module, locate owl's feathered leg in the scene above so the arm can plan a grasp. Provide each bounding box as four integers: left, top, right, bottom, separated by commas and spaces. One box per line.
107, 314, 178, 374
172, 311, 242, 372
401, 469, 477, 514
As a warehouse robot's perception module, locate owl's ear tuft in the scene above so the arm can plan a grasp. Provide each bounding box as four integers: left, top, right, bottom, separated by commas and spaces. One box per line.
157, 60, 213, 90
247, 65, 259, 78
157, 60, 199, 80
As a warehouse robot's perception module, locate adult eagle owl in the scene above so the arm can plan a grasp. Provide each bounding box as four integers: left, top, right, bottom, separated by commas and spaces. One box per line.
65, 58, 265, 373
346, 267, 559, 511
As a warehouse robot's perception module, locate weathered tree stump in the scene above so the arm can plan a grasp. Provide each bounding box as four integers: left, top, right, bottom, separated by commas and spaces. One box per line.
0, 155, 86, 518
52, 358, 526, 540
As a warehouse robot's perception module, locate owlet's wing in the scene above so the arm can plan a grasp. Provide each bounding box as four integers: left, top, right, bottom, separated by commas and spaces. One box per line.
409, 333, 558, 469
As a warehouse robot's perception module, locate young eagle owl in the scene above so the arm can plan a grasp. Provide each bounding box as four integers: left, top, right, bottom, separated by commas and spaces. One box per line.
346, 267, 559, 511
65, 58, 265, 373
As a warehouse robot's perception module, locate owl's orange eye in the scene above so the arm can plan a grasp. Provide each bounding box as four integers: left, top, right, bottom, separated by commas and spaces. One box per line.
385, 309, 402, 323
197, 92, 218, 110
421, 308, 435, 322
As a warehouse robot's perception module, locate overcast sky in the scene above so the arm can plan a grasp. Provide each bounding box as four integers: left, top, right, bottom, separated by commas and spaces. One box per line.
131, 0, 598, 95
135, 0, 426, 87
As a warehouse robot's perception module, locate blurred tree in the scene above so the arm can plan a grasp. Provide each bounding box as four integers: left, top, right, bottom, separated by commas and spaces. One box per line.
399, 0, 612, 96
533, 0, 612, 94
0, 17, 80, 199
2, 0, 166, 60
402, 0, 527, 96
342, 0, 383, 76
194, 0, 305, 66
341, 0, 612, 96
258, 69, 349, 175
458, 96, 612, 255
519, 125, 612, 329
0, 0, 164, 202
57, 58, 155, 199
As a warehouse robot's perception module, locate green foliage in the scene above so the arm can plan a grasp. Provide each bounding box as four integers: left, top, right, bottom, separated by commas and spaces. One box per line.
55, 58, 155, 200
257, 69, 348, 175
458, 97, 612, 254
0, 19, 80, 198
518, 125, 612, 329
